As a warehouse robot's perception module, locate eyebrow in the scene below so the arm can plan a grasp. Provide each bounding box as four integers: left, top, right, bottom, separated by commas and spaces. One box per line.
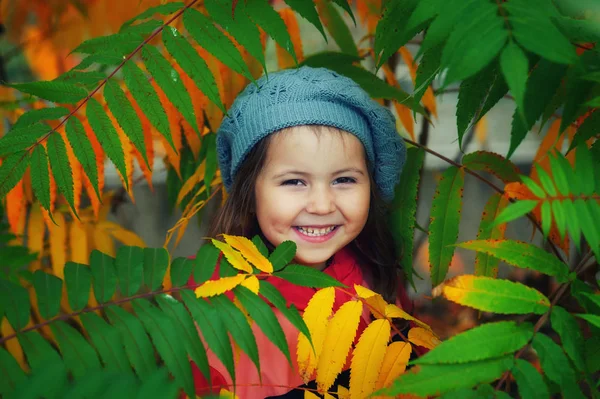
272, 168, 365, 179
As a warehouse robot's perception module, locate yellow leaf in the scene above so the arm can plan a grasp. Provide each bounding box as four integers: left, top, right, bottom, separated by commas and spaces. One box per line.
349, 319, 391, 399
219, 388, 239, 399
316, 300, 363, 393
304, 392, 320, 399
70, 221, 88, 263
176, 161, 206, 206
92, 225, 115, 257
354, 284, 387, 319
49, 212, 67, 279
1, 319, 27, 371
28, 204, 45, 270
337, 386, 350, 399
195, 274, 246, 298
324, 393, 336, 399
98, 221, 146, 247
408, 327, 441, 349
384, 304, 432, 331
223, 234, 273, 273
375, 342, 412, 391
240, 275, 260, 294
297, 287, 336, 382
211, 239, 253, 273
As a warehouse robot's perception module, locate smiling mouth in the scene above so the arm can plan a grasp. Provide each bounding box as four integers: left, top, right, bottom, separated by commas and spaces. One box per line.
294, 226, 338, 237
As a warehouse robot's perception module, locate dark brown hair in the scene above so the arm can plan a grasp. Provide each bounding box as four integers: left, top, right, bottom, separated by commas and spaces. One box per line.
208, 126, 403, 303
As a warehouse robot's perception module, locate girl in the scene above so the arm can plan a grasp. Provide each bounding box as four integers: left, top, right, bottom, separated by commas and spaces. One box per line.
191, 66, 414, 398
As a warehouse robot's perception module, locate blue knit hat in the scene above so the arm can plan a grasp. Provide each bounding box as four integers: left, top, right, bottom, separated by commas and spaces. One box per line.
216, 66, 406, 202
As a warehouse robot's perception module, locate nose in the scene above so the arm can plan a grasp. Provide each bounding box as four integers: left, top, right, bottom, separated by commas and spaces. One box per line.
306, 184, 336, 215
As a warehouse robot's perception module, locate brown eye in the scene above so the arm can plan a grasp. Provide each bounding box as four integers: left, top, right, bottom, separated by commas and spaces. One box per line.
333, 177, 356, 185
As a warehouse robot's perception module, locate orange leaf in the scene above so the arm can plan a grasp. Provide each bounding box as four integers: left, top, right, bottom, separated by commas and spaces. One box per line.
349, 319, 391, 398
408, 327, 441, 349
474, 115, 488, 146
83, 172, 101, 220
64, 139, 82, 217
316, 300, 363, 393
69, 221, 88, 263
42, 171, 57, 229
385, 304, 432, 331
277, 8, 303, 69
154, 81, 183, 177
375, 342, 412, 391
6, 180, 25, 235
531, 119, 563, 179
382, 63, 414, 140
297, 287, 336, 382
49, 212, 67, 279
398, 47, 437, 118
223, 234, 273, 273
194, 274, 246, 298
211, 239, 253, 273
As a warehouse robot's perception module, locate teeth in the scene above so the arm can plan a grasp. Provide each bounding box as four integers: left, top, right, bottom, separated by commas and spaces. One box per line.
297, 226, 336, 237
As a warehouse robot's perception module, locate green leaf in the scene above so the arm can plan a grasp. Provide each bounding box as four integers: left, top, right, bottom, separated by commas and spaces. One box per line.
575, 144, 595, 196
414, 44, 442, 105
86, 97, 128, 189
181, 290, 235, 382
56, 70, 106, 90
568, 111, 600, 152
457, 239, 569, 282
584, 336, 600, 374
0, 279, 30, 330
377, 356, 513, 397
116, 246, 144, 296
532, 333, 585, 399
32, 271, 63, 320
72, 32, 141, 56
575, 198, 600, 259
316, 0, 358, 57
551, 306, 586, 372
89, 249, 117, 303
156, 294, 210, 382
513, 358, 550, 399
477, 70, 510, 124
210, 295, 260, 376
65, 117, 100, 199
259, 280, 311, 343
80, 312, 131, 373
12, 107, 69, 130
0, 122, 49, 156
252, 235, 269, 258
234, 285, 291, 365
103, 79, 149, 168
462, 151, 521, 183
18, 331, 62, 371
390, 147, 425, 286
274, 264, 345, 288
170, 257, 194, 287
141, 45, 198, 133
500, 41, 529, 114
330, 0, 356, 25
0, 347, 26, 396
193, 242, 220, 285
418, 0, 476, 56
135, 368, 179, 399
162, 27, 224, 114
576, 313, 600, 329
9, 80, 88, 103
245, 0, 297, 63
75, 53, 123, 69
562, 199, 581, 249
51, 320, 102, 378
204, 0, 266, 72
520, 175, 546, 198
551, 200, 567, 239
64, 262, 92, 312
429, 166, 465, 287
143, 248, 169, 291
30, 145, 52, 211
456, 64, 497, 148
121, 2, 184, 29
284, 0, 327, 41
442, 275, 550, 314
374, 0, 419, 68
504, 4, 577, 64
106, 306, 157, 379
415, 321, 533, 365
183, 8, 254, 82
219, 256, 239, 277
269, 240, 297, 271
441, 1, 508, 85
0, 151, 30, 199
474, 194, 509, 278
541, 200, 552, 237
47, 132, 76, 214
549, 152, 570, 196
204, 133, 217, 195
508, 60, 567, 158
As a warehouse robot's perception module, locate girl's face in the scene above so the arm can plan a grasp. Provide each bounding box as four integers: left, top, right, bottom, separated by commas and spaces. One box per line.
255, 127, 370, 270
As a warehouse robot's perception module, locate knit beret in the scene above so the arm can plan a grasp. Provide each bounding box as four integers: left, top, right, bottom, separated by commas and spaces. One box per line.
216, 66, 406, 202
